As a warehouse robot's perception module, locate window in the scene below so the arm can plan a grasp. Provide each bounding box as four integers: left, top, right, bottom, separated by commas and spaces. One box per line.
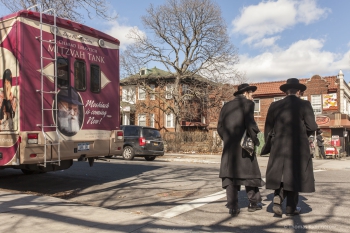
166, 84, 174, 99
274, 97, 284, 102
300, 96, 308, 100
165, 113, 174, 128
124, 126, 140, 137
74, 60, 86, 91
57, 57, 69, 88
253, 99, 260, 112
138, 114, 146, 126
122, 86, 136, 103
149, 113, 155, 128
150, 84, 155, 100
90, 65, 101, 93
344, 98, 348, 113
182, 84, 190, 100
123, 113, 130, 125
138, 86, 146, 100
311, 95, 322, 114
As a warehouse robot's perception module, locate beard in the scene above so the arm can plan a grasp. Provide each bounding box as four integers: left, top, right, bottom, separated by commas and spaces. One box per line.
58, 113, 80, 134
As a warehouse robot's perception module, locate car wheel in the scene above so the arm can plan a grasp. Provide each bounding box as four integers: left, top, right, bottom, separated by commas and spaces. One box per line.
145, 156, 156, 161
123, 146, 135, 160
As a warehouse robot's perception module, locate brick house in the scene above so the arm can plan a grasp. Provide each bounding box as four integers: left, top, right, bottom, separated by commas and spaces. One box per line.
120, 67, 214, 133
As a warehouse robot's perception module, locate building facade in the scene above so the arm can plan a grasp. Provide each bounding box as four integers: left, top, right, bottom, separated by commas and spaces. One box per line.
120, 67, 213, 132
228, 71, 350, 155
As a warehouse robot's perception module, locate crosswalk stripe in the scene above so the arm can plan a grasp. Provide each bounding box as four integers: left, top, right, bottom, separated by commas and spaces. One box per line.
151, 190, 226, 218
152, 171, 325, 219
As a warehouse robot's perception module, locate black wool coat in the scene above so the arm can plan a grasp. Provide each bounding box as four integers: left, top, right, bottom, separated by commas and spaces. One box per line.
217, 95, 262, 179
316, 135, 324, 147
264, 95, 318, 192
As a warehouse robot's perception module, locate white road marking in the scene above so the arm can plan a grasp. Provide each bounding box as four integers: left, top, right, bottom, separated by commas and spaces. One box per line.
314, 169, 325, 172
152, 173, 324, 219
151, 190, 226, 218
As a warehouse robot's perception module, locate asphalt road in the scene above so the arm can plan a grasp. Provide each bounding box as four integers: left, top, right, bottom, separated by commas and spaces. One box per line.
0, 155, 350, 232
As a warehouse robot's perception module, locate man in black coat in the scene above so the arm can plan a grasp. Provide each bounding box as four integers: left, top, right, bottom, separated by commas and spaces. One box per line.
217, 83, 265, 217
264, 78, 318, 216
316, 130, 326, 159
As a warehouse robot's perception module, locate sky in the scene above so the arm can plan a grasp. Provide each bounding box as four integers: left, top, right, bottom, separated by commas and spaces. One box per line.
1, 0, 349, 83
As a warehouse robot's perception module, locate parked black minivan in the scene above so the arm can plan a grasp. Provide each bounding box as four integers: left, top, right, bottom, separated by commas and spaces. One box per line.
120, 125, 164, 161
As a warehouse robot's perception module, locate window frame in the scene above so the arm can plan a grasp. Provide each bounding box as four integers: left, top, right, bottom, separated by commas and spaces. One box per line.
138, 114, 146, 126
311, 94, 322, 115
74, 59, 87, 92
165, 113, 175, 128
274, 97, 284, 102
149, 84, 155, 100
150, 113, 155, 128
57, 57, 69, 89
166, 84, 174, 99
90, 64, 101, 93
253, 99, 260, 112
122, 86, 136, 104
138, 86, 146, 100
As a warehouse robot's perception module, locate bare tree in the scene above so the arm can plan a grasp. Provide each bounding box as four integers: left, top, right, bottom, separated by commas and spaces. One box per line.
0, 0, 116, 22
122, 0, 241, 132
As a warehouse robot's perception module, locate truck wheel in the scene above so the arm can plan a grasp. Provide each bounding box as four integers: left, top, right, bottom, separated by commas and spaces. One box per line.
21, 169, 36, 175
145, 156, 156, 161
123, 146, 135, 160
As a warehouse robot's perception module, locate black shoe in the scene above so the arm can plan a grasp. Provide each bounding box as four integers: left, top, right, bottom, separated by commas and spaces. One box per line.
286, 207, 301, 216
272, 195, 283, 216
229, 208, 240, 217
248, 203, 263, 212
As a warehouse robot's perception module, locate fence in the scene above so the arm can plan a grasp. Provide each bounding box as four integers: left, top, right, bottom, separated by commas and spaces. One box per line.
162, 131, 265, 155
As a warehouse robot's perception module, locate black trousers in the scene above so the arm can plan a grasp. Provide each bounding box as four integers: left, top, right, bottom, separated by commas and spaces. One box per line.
274, 182, 299, 214
319, 146, 326, 159
225, 184, 261, 209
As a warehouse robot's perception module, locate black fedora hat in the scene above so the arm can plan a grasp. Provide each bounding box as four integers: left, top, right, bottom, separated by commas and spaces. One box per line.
280, 78, 306, 92
57, 86, 83, 106
233, 83, 257, 96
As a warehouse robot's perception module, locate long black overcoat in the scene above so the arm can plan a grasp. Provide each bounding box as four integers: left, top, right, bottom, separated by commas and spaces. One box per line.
217, 95, 261, 179
264, 95, 318, 192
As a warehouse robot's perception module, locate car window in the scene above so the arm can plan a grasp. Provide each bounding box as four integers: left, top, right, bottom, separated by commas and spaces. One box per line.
143, 128, 161, 138
124, 127, 140, 136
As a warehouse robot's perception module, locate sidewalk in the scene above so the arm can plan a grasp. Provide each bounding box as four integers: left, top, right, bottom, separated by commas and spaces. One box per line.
162, 152, 350, 170
1, 154, 350, 232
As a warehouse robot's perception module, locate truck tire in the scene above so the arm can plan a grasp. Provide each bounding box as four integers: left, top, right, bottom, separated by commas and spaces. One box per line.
123, 146, 135, 160
21, 169, 37, 175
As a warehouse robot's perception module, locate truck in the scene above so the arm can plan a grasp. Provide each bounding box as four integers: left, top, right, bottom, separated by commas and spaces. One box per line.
0, 6, 124, 174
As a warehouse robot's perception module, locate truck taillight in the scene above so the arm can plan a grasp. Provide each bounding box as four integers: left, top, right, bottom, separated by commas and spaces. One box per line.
117, 131, 123, 140
139, 137, 146, 146
27, 133, 38, 144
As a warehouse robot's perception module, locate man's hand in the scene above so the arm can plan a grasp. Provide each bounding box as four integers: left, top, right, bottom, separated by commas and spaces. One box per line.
254, 138, 260, 147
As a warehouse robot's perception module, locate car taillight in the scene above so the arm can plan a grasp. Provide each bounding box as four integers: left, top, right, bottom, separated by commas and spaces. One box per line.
139, 137, 146, 146
27, 133, 38, 144
117, 131, 123, 140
